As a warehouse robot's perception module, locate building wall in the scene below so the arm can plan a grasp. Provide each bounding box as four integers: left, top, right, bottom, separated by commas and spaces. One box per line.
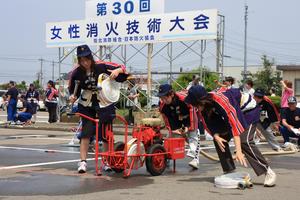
223, 65, 277, 83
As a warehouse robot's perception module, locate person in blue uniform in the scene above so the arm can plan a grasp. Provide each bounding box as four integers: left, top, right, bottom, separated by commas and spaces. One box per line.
25, 83, 39, 123
6, 81, 18, 123
280, 96, 300, 147
69, 44, 128, 174
185, 85, 276, 187
15, 95, 33, 124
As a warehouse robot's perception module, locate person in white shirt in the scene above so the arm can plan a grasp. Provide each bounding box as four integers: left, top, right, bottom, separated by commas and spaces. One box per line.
244, 79, 255, 96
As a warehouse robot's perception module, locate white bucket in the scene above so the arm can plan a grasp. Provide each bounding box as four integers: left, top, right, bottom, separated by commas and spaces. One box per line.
97, 73, 121, 107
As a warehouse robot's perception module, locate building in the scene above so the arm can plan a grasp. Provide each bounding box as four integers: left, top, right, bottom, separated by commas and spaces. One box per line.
223, 65, 277, 83
276, 65, 300, 98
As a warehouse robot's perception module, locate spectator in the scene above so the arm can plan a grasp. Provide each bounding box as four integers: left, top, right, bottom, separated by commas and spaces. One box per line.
224, 76, 235, 88
25, 83, 39, 123
244, 79, 255, 96
187, 75, 204, 90
45, 80, 58, 123
280, 80, 293, 110
214, 76, 235, 91
280, 96, 300, 148
6, 81, 18, 123
58, 85, 69, 113
270, 88, 276, 97
126, 78, 139, 125
15, 95, 33, 125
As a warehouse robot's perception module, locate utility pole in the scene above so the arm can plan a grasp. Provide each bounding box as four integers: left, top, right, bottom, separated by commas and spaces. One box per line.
39, 58, 44, 88
243, 4, 248, 81
168, 42, 173, 84
52, 61, 55, 80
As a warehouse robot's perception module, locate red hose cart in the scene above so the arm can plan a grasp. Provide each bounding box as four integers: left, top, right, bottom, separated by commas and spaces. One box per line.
74, 113, 185, 177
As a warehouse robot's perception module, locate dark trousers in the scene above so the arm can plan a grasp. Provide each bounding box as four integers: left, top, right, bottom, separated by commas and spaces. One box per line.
280, 126, 300, 145
214, 123, 269, 176
7, 99, 17, 121
198, 120, 205, 135
128, 107, 134, 125
17, 112, 32, 122
47, 105, 57, 123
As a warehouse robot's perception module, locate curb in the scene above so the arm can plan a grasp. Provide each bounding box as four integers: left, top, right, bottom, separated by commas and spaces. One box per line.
0, 123, 131, 135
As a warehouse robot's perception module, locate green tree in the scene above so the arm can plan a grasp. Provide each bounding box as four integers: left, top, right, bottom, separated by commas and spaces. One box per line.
16, 81, 27, 92
0, 83, 9, 90
252, 55, 282, 95
171, 67, 219, 92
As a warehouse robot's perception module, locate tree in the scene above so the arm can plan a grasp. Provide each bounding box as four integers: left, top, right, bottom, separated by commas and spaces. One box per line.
252, 55, 282, 95
16, 81, 27, 92
0, 83, 9, 90
171, 67, 219, 92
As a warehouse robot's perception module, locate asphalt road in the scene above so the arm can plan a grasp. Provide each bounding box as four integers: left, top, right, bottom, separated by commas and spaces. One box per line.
0, 128, 299, 200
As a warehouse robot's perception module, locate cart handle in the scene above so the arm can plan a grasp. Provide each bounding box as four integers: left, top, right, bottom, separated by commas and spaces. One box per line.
67, 112, 98, 123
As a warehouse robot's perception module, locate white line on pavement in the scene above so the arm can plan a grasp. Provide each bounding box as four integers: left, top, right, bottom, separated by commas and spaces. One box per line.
0, 158, 96, 170
0, 146, 94, 155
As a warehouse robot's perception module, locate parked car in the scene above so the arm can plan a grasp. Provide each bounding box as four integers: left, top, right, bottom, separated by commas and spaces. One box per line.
37, 100, 46, 111
16, 99, 23, 110
0, 90, 8, 110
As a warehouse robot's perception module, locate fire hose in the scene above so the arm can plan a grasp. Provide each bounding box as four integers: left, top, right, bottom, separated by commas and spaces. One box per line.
199, 147, 298, 162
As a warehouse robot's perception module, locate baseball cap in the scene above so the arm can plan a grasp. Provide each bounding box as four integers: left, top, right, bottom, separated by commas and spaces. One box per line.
77, 45, 92, 57
288, 96, 297, 104
157, 84, 172, 97
184, 85, 208, 106
254, 88, 265, 97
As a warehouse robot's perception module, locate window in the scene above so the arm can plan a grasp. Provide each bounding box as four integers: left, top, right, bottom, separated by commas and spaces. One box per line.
295, 79, 300, 95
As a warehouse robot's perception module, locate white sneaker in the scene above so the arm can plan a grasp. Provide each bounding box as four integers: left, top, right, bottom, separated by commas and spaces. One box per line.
274, 148, 284, 152
264, 167, 276, 187
188, 159, 199, 169
282, 142, 291, 148
78, 161, 87, 173
186, 150, 196, 159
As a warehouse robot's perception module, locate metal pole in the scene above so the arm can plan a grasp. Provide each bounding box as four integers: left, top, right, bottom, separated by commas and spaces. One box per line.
58, 48, 62, 84
52, 61, 55, 81
168, 42, 173, 84
221, 15, 225, 79
147, 43, 153, 112
109, 46, 112, 62
39, 58, 43, 87
243, 5, 248, 81
58, 47, 62, 122
200, 40, 204, 82
216, 26, 220, 76
98, 45, 103, 60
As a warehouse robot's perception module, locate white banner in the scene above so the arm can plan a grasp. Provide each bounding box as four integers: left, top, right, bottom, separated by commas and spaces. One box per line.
85, 0, 164, 18
46, 9, 218, 48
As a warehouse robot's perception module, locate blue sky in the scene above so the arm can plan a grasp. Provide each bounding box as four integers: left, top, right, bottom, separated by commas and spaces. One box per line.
0, 0, 299, 84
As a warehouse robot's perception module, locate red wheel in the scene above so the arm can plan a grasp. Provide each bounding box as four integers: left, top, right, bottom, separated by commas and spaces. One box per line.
145, 144, 167, 176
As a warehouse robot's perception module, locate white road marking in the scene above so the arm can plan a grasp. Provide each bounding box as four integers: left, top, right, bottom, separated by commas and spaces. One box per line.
0, 158, 96, 170
0, 146, 94, 155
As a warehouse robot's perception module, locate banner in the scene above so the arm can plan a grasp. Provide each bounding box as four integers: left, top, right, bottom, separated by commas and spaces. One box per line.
46, 9, 218, 48
85, 0, 165, 18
